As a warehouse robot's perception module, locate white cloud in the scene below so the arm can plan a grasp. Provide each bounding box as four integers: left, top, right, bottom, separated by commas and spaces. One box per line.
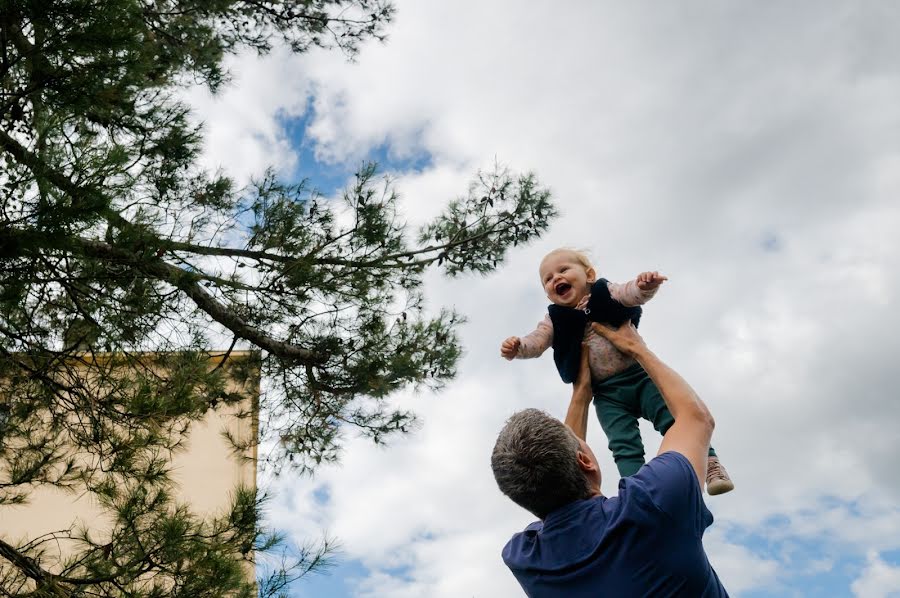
182, 49, 312, 185
704, 529, 780, 595
352, 530, 524, 598
852, 552, 900, 598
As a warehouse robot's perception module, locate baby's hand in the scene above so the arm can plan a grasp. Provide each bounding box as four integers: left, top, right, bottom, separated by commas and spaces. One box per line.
500, 336, 521, 360
636, 271, 667, 291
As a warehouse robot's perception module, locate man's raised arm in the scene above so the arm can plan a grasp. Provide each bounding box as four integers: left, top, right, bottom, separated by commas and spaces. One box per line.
590, 322, 714, 487
564, 344, 593, 441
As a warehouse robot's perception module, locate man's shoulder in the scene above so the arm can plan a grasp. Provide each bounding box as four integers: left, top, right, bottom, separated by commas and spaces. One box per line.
501, 520, 541, 564
504, 520, 543, 545
502, 498, 609, 569
623, 451, 713, 535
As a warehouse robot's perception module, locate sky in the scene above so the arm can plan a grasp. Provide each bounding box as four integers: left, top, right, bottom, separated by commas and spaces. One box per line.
186, 2, 900, 596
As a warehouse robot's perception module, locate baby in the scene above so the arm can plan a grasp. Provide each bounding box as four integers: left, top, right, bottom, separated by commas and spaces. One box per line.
501, 248, 734, 495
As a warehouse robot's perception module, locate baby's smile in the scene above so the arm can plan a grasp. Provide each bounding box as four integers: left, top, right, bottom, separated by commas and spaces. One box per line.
555, 282, 573, 296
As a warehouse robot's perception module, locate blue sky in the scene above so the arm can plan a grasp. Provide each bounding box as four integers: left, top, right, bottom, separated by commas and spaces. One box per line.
188, 2, 900, 596
279, 108, 434, 198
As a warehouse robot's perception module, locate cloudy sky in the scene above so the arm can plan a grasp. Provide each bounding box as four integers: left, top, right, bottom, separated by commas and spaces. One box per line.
187, 2, 900, 596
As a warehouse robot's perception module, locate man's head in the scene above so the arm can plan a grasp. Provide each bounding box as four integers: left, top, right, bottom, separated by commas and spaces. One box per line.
491, 408, 601, 519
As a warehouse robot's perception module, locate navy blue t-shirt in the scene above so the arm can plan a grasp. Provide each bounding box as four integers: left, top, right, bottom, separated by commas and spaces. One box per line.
502, 452, 729, 597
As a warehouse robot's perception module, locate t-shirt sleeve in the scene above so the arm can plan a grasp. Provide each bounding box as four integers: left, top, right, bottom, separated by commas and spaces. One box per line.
626, 451, 713, 537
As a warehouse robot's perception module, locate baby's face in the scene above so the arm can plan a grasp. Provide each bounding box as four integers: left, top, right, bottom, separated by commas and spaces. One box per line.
539, 252, 594, 307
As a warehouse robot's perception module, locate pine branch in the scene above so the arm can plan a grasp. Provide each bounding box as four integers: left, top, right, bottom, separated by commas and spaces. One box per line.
73, 238, 327, 365
0, 224, 327, 364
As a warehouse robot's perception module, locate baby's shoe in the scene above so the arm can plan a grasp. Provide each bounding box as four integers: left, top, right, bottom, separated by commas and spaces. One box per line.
706, 456, 734, 496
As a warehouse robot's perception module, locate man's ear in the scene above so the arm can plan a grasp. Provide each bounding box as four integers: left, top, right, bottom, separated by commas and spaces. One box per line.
576, 450, 597, 473
586, 267, 596, 283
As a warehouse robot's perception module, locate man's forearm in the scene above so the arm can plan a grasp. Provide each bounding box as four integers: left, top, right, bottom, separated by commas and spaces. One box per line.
564, 383, 592, 440
631, 347, 711, 424
634, 345, 714, 485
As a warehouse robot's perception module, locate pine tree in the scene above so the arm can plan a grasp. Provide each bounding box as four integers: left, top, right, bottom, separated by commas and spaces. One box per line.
0, 1, 556, 595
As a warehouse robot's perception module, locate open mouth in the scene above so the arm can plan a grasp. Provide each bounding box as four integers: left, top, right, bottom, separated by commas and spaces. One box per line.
555, 282, 572, 296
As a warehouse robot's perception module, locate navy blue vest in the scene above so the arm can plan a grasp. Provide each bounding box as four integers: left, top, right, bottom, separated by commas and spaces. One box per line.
548, 279, 642, 383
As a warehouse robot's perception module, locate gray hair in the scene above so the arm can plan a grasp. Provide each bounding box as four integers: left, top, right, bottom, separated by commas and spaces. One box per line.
491, 408, 591, 519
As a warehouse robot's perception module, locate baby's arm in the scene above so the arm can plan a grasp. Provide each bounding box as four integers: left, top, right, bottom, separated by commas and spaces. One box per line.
500, 316, 553, 360
608, 271, 667, 306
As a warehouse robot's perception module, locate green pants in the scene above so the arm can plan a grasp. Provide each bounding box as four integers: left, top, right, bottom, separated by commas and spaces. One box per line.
592, 363, 716, 478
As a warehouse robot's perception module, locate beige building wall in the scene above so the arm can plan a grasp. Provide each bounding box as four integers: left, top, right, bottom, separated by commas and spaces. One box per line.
0, 351, 259, 574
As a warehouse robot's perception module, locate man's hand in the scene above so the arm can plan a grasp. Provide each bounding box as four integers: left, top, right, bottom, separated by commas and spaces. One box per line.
590, 321, 648, 359
636, 271, 667, 291
500, 336, 521, 360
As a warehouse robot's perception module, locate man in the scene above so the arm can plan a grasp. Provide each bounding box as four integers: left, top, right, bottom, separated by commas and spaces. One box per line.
491, 322, 729, 597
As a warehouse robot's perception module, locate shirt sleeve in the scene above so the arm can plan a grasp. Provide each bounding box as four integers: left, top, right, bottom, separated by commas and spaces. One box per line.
517, 316, 553, 358
626, 451, 713, 538
607, 279, 658, 307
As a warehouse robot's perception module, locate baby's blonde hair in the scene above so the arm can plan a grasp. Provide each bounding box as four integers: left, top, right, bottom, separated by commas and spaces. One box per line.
539, 248, 595, 278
